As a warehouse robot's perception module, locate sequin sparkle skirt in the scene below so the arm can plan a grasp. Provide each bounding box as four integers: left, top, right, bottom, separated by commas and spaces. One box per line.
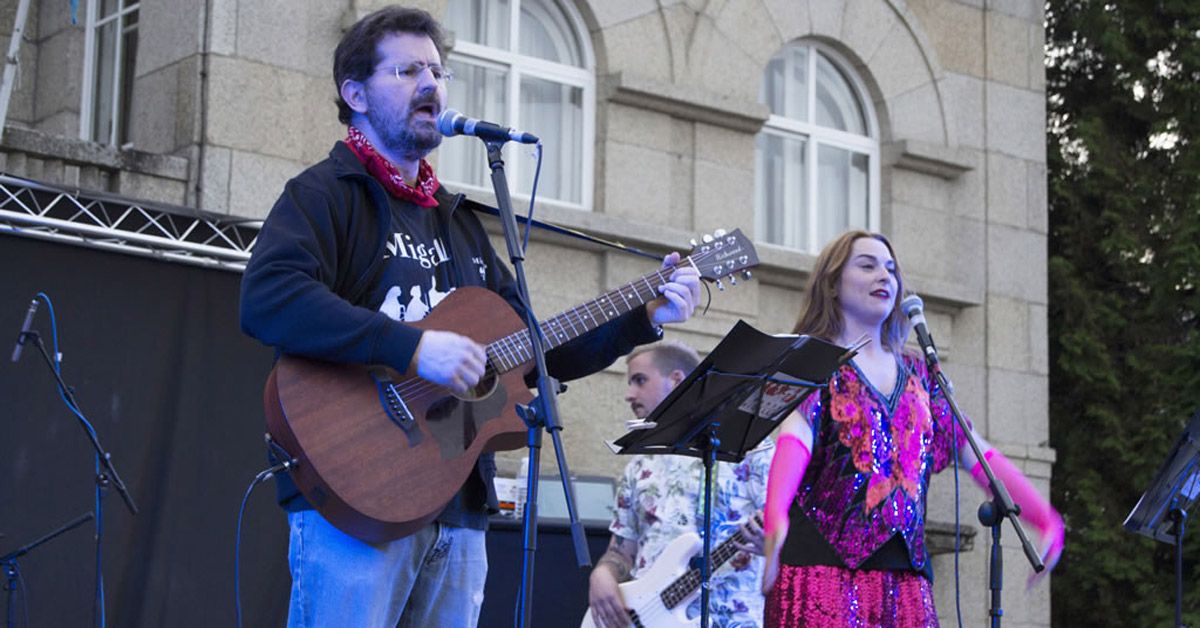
764, 564, 939, 628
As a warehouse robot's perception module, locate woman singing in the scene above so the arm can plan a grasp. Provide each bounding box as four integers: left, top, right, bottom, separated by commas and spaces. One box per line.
760, 231, 1063, 627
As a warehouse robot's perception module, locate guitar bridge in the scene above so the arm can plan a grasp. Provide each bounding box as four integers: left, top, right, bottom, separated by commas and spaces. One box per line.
370, 368, 423, 447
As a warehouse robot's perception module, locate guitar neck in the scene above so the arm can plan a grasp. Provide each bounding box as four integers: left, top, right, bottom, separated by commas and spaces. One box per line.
484, 265, 676, 373
659, 518, 758, 610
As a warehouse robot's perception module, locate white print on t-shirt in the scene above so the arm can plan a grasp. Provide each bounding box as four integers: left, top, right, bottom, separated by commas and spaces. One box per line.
379, 284, 453, 322
384, 231, 451, 269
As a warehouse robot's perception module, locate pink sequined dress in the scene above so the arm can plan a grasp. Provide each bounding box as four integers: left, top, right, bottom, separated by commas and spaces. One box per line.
764, 354, 966, 628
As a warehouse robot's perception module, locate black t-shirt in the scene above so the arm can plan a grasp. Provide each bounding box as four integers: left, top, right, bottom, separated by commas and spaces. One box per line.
370, 195, 493, 530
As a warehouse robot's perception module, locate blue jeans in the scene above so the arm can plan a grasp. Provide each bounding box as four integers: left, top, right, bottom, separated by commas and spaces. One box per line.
286, 510, 488, 628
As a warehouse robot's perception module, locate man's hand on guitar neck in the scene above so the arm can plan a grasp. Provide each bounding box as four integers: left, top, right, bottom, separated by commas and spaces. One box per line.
645, 252, 702, 327
413, 330, 487, 394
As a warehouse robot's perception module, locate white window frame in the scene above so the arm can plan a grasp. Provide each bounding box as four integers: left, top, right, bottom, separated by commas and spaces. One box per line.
756, 41, 880, 253
79, 0, 140, 147
446, 0, 596, 211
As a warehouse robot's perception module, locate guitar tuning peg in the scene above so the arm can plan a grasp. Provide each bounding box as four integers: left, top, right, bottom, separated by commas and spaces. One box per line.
689, 238, 698, 247
716, 280, 725, 291
702, 234, 714, 244
729, 275, 737, 286
714, 228, 727, 237
742, 270, 753, 280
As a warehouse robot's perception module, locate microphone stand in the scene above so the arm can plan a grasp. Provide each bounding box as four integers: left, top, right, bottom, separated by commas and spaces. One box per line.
480, 140, 590, 628
18, 329, 138, 628
919, 345, 1042, 628
2, 512, 94, 628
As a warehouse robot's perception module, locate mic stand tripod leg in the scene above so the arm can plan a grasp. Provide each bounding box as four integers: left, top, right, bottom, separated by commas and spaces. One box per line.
978, 500, 1006, 627
698, 425, 720, 628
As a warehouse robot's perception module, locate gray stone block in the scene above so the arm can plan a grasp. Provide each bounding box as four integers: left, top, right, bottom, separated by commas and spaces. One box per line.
986, 151, 1028, 228
584, 0, 661, 30
841, 0, 900, 65
598, 13, 673, 82
868, 22, 935, 101
907, 0, 984, 78
986, 368, 1048, 448
808, 0, 845, 39
712, 0, 783, 67
887, 82, 947, 144
986, 11, 1031, 88
986, 295, 1029, 371
205, 56, 311, 160
601, 140, 682, 228
1026, 159, 1047, 233
693, 122, 754, 170
208, 0, 239, 56
137, 0, 202, 75
692, 158, 753, 240
1029, 302, 1048, 375
986, 224, 1046, 303
226, 149, 305, 219
236, 0, 343, 77
761, 0, 812, 42
115, 169, 188, 205
199, 145, 232, 213
680, 16, 760, 103
32, 27, 84, 127
128, 62, 181, 154
939, 72, 985, 149
985, 83, 1045, 162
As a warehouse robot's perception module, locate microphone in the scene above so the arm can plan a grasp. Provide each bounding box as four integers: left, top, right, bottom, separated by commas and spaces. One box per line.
436, 109, 539, 144
11, 298, 39, 363
900, 294, 938, 366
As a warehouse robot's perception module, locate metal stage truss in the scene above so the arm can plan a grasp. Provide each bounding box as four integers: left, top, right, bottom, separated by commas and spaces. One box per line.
0, 173, 260, 272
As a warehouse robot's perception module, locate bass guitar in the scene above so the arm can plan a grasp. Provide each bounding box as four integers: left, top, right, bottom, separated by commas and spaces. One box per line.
264, 229, 758, 542
580, 514, 764, 628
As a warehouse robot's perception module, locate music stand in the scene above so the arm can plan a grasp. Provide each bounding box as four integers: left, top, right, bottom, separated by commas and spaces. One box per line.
612, 320, 849, 627
1124, 408, 1200, 628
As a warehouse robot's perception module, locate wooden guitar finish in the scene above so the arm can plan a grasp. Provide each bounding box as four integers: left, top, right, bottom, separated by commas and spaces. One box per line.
264, 230, 759, 542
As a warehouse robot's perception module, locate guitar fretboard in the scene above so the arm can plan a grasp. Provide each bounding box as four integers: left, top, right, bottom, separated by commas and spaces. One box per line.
484, 266, 676, 373
658, 525, 748, 610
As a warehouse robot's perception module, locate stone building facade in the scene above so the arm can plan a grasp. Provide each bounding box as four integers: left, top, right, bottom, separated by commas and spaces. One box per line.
0, 0, 1051, 624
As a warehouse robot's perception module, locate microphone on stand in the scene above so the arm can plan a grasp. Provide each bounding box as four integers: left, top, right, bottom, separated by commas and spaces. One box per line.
436, 109, 540, 144
11, 298, 39, 363
900, 294, 938, 366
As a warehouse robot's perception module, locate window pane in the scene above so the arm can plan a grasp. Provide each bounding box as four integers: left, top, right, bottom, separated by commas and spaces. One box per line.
816, 144, 869, 245
440, 61, 508, 189
519, 0, 583, 66
517, 75, 582, 203
762, 45, 807, 121
117, 16, 138, 146
815, 52, 866, 135
446, 0, 511, 50
755, 132, 806, 247
91, 20, 117, 143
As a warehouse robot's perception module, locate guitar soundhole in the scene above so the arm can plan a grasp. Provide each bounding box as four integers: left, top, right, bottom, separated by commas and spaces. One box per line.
457, 370, 499, 402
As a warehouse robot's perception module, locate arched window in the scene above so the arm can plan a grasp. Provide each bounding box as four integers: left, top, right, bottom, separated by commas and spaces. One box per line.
442, 0, 594, 208
755, 42, 879, 252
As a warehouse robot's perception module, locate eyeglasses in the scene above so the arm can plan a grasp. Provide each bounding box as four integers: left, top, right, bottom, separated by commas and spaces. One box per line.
380, 62, 454, 84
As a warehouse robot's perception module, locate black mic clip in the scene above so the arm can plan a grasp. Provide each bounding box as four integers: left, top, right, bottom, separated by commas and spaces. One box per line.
11, 297, 40, 363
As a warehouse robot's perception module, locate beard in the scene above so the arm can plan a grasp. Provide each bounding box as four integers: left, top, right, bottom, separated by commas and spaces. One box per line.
364, 89, 443, 161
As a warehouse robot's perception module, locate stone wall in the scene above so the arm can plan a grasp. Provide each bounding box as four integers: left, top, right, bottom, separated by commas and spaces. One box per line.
0, 1, 1051, 624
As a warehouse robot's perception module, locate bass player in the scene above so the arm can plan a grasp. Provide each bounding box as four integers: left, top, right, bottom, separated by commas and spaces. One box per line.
587, 342, 771, 627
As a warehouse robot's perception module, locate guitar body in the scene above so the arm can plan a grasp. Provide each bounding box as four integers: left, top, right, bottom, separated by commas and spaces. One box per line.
265, 286, 533, 542
580, 533, 704, 628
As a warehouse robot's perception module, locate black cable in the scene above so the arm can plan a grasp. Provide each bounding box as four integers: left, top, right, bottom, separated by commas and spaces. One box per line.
234, 458, 294, 628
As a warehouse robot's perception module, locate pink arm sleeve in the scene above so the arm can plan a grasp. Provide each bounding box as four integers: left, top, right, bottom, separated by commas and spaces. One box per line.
764, 433, 812, 537
971, 449, 1065, 580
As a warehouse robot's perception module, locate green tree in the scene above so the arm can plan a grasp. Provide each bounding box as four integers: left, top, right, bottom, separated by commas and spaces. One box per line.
1047, 1, 1200, 625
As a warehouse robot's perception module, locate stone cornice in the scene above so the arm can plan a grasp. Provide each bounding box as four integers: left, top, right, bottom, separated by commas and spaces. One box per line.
601, 72, 769, 133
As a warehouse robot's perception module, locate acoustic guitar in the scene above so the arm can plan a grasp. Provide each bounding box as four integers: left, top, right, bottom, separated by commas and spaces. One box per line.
263, 230, 758, 542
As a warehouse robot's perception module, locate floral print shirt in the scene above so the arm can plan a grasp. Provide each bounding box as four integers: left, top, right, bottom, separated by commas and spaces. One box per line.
610, 440, 774, 627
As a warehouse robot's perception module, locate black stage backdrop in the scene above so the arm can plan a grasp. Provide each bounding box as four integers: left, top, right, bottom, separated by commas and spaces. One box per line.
0, 234, 288, 626
1, 234, 611, 627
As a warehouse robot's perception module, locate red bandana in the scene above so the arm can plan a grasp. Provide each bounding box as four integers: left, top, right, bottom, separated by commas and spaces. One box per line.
343, 125, 440, 207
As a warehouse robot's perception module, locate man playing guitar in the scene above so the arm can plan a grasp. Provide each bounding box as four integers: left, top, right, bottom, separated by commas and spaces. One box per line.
587, 342, 770, 627
240, 7, 701, 627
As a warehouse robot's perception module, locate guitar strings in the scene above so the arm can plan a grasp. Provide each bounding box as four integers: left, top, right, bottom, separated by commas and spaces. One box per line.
381, 243, 737, 406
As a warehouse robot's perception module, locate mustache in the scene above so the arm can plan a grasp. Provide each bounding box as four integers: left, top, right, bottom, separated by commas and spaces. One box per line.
409, 93, 440, 113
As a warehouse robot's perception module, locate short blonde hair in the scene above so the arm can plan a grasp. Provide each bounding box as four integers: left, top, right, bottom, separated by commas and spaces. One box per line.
626, 341, 701, 376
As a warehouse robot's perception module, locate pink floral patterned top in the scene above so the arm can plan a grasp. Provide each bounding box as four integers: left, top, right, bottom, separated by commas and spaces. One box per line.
783, 353, 966, 573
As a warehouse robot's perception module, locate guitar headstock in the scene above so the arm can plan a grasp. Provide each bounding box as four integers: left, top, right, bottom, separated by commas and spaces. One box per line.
685, 228, 759, 289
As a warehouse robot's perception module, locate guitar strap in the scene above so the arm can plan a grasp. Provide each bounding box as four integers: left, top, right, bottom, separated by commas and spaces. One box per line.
459, 197, 663, 261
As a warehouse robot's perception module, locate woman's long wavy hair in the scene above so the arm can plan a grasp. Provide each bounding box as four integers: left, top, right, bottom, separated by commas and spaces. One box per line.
792, 230, 908, 357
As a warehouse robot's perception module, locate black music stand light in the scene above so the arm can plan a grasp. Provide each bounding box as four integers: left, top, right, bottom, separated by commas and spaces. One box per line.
611, 320, 849, 627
